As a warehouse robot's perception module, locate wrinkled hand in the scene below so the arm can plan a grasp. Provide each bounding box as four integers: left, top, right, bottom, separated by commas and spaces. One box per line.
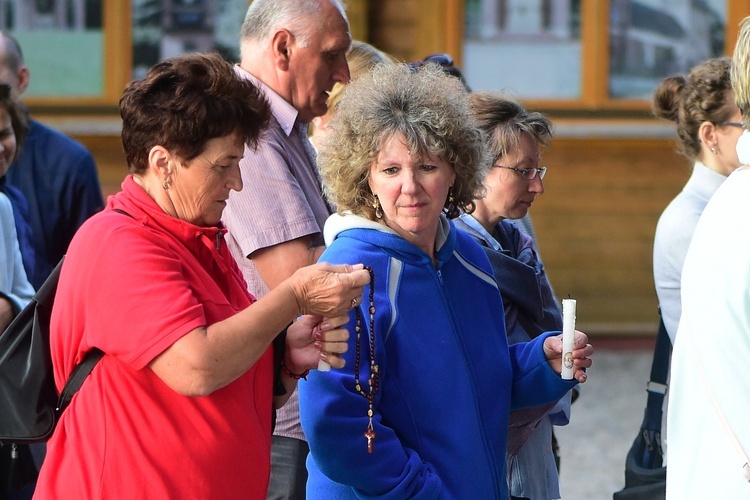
285, 313, 351, 373
287, 263, 370, 317
544, 330, 593, 383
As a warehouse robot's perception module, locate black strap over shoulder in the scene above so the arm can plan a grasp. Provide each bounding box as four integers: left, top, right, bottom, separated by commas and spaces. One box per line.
56, 348, 105, 414
636, 313, 672, 470
644, 317, 671, 427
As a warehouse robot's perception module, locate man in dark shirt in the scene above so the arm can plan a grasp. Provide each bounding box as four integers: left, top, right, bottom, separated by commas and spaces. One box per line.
0, 32, 103, 289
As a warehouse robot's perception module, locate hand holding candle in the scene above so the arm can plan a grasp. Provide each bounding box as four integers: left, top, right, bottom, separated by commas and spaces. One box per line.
561, 298, 576, 380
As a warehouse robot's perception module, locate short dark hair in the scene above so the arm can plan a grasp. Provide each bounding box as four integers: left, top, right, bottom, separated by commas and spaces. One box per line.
120, 52, 271, 175
469, 91, 553, 160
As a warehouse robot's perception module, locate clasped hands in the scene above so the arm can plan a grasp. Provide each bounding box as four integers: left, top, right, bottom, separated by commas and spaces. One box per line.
284, 263, 371, 374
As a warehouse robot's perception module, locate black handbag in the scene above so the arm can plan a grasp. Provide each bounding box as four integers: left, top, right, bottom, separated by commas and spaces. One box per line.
0, 258, 104, 496
613, 315, 671, 500
0, 258, 103, 446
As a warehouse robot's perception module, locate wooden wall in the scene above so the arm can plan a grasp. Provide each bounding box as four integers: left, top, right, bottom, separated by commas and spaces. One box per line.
533, 132, 689, 335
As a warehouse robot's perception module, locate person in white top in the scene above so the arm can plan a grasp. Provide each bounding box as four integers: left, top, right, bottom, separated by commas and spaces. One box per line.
651, 57, 743, 342
666, 17, 750, 499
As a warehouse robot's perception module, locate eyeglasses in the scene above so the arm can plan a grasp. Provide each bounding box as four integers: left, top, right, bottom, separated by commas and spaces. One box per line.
720, 122, 745, 129
0, 84, 10, 100
494, 165, 547, 180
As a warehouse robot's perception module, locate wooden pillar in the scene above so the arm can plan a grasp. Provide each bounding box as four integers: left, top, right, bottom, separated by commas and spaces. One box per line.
728, 0, 750, 54
346, 0, 369, 40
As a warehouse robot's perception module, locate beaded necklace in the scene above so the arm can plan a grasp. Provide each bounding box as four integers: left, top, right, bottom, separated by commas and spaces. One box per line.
353, 265, 379, 453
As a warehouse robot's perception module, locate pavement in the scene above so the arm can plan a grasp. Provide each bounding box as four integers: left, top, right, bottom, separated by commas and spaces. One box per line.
555, 340, 666, 499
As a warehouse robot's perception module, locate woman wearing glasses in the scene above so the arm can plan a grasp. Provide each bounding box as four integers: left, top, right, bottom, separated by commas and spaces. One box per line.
453, 91, 570, 500
652, 57, 743, 343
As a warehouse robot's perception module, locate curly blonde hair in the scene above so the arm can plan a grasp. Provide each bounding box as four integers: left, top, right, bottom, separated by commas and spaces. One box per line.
318, 63, 489, 220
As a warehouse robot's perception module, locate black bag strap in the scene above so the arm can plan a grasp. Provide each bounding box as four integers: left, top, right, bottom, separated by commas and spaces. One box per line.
51, 209, 136, 415
642, 314, 671, 433
629, 311, 672, 470
56, 348, 104, 414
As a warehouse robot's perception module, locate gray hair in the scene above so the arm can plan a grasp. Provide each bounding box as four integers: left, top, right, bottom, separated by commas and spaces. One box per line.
240, 0, 347, 50
733, 16, 750, 128
318, 63, 490, 220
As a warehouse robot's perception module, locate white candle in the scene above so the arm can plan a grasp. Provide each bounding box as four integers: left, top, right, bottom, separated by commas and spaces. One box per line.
561, 298, 576, 380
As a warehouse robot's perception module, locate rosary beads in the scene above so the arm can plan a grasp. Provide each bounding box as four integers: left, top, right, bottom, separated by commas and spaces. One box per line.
353, 265, 379, 453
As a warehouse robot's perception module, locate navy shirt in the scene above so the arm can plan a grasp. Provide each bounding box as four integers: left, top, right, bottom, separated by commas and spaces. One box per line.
6, 119, 104, 288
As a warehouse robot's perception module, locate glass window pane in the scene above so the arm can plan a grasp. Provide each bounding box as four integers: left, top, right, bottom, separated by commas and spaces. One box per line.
133, 0, 248, 81
3, 1, 104, 97
609, 0, 727, 99
462, 0, 582, 99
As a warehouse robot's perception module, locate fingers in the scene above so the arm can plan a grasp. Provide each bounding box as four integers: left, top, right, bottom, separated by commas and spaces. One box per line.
348, 267, 371, 288
320, 262, 364, 273
316, 324, 350, 370
317, 313, 351, 331
319, 351, 347, 370
318, 262, 369, 285
572, 338, 593, 383
573, 330, 589, 346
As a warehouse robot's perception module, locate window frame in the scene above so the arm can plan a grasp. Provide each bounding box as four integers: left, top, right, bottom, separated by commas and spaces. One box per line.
22, 0, 750, 112
23, 2, 131, 110
442, 0, 750, 112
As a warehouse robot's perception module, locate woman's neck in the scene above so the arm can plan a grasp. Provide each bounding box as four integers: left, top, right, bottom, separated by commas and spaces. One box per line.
133, 174, 178, 219
699, 155, 734, 177
470, 202, 504, 234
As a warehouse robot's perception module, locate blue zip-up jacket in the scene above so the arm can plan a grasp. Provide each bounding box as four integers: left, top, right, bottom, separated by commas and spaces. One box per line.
299, 213, 576, 499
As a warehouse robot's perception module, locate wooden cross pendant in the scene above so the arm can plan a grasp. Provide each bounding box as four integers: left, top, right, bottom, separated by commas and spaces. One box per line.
364, 428, 376, 453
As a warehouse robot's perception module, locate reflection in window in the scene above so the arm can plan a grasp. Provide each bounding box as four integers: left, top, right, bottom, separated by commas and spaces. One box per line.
1, 0, 103, 97
463, 0, 582, 99
609, 0, 726, 99
133, 0, 248, 81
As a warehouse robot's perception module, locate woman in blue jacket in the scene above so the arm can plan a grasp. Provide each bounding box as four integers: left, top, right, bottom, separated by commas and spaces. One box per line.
298, 63, 593, 499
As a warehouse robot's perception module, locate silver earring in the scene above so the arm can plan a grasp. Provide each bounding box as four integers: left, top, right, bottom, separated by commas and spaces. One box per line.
711, 146, 718, 155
